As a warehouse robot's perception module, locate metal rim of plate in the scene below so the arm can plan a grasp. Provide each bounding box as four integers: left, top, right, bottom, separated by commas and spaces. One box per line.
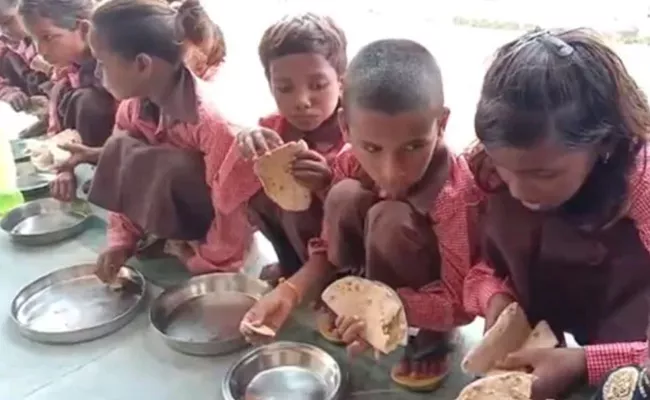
16, 170, 55, 195
222, 341, 345, 400
149, 272, 269, 356
0, 198, 93, 246
10, 263, 147, 344
11, 139, 30, 163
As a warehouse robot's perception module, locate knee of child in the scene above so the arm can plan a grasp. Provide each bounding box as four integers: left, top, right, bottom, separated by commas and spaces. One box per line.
324, 179, 372, 219
366, 200, 414, 236
75, 88, 114, 112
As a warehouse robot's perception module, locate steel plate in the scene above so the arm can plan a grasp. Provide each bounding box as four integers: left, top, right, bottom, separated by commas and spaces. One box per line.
223, 341, 344, 400
149, 272, 269, 356
10, 263, 147, 343
0, 198, 92, 245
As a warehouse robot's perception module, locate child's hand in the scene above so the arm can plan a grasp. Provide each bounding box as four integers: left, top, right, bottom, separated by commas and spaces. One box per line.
335, 315, 375, 359
236, 127, 283, 159
484, 293, 515, 332
291, 149, 332, 192
240, 282, 299, 344
49, 170, 77, 202
497, 347, 586, 400
96, 247, 132, 284
55, 143, 102, 171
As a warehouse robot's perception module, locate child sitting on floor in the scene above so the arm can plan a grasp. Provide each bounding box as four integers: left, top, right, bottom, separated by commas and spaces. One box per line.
86, 0, 262, 281
463, 28, 650, 400
236, 13, 347, 284
241, 39, 478, 392
18, 0, 117, 201
0, 0, 51, 111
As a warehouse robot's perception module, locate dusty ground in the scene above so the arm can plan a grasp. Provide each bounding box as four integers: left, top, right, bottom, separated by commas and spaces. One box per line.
206, 0, 650, 153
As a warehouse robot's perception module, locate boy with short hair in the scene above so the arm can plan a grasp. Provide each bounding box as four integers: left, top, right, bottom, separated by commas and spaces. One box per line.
241, 39, 478, 391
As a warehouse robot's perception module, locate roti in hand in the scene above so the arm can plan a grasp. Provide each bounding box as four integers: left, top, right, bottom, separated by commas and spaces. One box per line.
254, 140, 311, 211
240, 320, 276, 338
456, 371, 535, 400
28, 129, 81, 171
461, 303, 558, 376
321, 276, 408, 354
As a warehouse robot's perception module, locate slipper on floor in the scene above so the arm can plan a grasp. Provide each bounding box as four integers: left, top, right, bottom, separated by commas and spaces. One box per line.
390, 363, 449, 392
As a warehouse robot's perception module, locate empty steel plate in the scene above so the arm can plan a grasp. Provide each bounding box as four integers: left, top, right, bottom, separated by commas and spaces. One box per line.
149, 272, 269, 356
223, 341, 344, 400
11, 263, 147, 343
1, 198, 92, 245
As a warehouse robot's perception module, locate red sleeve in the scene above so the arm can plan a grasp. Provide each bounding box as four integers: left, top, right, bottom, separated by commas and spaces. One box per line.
585, 342, 647, 384
258, 113, 284, 135
396, 157, 478, 330
463, 260, 516, 316
114, 100, 135, 132
106, 212, 142, 251
627, 148, 650, 253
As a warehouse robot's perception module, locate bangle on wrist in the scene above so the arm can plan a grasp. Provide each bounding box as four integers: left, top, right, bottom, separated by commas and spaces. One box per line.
279, 278, 302, 305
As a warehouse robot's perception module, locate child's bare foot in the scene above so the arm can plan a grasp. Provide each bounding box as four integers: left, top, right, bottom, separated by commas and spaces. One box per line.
390, 330, 456, 392
259, 263, 283, 286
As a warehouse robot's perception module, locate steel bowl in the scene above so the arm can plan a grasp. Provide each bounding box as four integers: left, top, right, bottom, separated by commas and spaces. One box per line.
149, 272, 269, 356
10, 264, 147, 343
223, 341, 345, 400
0, 198, 93, 245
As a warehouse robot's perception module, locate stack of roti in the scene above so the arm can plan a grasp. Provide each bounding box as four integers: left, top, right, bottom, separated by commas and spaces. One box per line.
27, 129, 81, 171
456, 371, 535, 400
254, 140, 311, 212
321, 276, 408, 354
461, 302, 558, 376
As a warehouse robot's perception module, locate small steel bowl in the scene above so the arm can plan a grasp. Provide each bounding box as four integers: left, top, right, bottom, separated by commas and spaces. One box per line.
0, 198, 92, 245
149, 272, 269, 356
222, 341, 344, 400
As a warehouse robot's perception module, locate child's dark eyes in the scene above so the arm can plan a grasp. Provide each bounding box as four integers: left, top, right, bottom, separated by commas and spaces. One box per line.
362, 143, 381, 153
404, 142, 425, 152
309, 80, 329, 91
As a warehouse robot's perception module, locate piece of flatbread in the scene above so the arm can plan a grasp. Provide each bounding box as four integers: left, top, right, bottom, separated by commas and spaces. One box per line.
254, 140, 311, 211
462, 304, 558, 376
521, 321, 558, 351
240, 320, 276, 338
456, 372, 535, 400
321, 276, 408, 354
28, 129, 81, 171
461, 303, 531, 375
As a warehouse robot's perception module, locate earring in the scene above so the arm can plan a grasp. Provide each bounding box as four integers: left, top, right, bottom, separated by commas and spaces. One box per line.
603, 152, 611, 164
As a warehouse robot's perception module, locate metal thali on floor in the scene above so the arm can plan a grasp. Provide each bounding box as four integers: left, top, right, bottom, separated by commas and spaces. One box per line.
10, 264, 147, 343
1, 198, 93, 245
15, 161, 54, 195
223, 341, 345, 400
149, 272, 269, 356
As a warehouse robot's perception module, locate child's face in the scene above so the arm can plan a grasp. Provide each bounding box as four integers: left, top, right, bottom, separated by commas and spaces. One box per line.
0, 8, 27, 42
268, 53, 340, 132
23, 17, 87, 66
339, 105, 448, 199
88, 26, 146, 100
486, 140, 597, 211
